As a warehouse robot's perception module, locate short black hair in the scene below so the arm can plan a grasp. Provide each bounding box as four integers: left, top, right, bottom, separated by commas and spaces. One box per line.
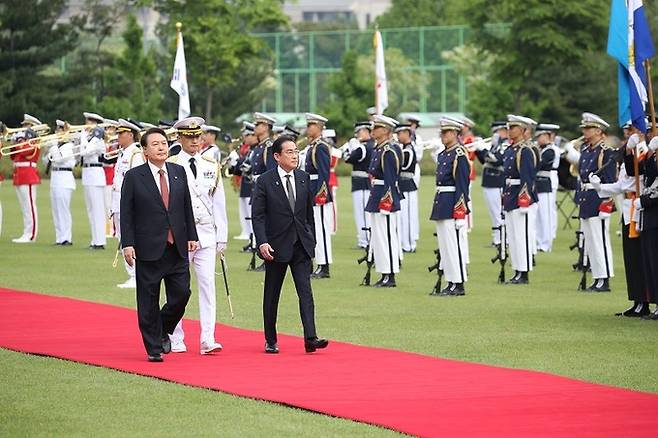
271, 135, 295, 155
140, 127, 168, 148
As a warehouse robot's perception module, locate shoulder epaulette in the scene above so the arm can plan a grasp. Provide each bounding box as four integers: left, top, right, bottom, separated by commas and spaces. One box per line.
455, 145, 466, 156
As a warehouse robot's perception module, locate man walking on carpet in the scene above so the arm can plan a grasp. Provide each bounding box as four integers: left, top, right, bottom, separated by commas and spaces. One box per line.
251, 135, 329, 354
120, 127, 199, 362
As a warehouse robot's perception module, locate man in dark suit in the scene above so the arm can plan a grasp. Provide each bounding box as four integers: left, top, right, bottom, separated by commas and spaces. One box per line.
251, 135, 329, 354
120, 127, 199, 362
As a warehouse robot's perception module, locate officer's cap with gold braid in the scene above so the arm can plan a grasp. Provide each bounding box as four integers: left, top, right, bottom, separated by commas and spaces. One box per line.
579, 112, 609, 130
174, 116, 205, 137
372, 114, 398, 129
305, 112, 328, 126
83, 112, 105, 124
117, 118, 141, 134
241, 121, 255, 134
22, 113, 42, 126
103, 118, 119, 128
354, 121, 373, 133
535, 123, 560, 136
439, 116, 464, 132
202, 124, 221, 134
507, 114, 536, 129
394, 123, 413, 133
253, 112, 277, 126
459, 116, 476, 128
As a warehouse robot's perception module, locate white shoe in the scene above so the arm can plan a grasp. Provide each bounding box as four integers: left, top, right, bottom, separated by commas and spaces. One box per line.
171, 341, 187, 353
233, 234, 249, 240
200, 341, 223, 355
12, 236, 34, 243
116, 278, 136, 289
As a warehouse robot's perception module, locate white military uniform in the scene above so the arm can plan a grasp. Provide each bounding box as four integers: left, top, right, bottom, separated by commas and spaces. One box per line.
79, 127, 108, 247
168, 151, 228, 349
45, 141, 77, 243
111, 142, 144, 284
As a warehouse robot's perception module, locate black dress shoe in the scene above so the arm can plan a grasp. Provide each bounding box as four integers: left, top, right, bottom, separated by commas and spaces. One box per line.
89, 245, 105, 250
162, 336, 171, 354
587, 278, 610, 292
254, 262, 266, 272
311, 264, 330, 279
641, 309, 658, 320
451, 283, 466, 296
265, 343, 279, 354
507, 272, 528, 284
304, 337, 329, 353
438, 282, 455, 296
374, 273, 396, 288
147, 354, 163, 362
61, 241, 72, 246
616, 302, 649, 317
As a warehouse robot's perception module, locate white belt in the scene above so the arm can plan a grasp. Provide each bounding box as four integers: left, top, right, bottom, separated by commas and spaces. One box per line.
506, 178, 521, 186
483, 164, 503, 171
372, 179, 385, 186
582, 183, 594, 190
436, 186, 456, 193
400, 171, 415, 179
537, 170, 552, 178
351, 170, 369, 178
309, 174, 319, 180
14, 162, 37, 168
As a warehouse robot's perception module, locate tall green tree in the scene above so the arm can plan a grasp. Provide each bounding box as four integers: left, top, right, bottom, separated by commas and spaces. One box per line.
0, 0, 77, 125
153, 0, 289, 125
376, 0, 466, 28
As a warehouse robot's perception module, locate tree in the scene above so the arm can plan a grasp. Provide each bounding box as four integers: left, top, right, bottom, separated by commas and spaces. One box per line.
0, 0, 77, 125
153, 0, 289, 125
376, 0, 466, 29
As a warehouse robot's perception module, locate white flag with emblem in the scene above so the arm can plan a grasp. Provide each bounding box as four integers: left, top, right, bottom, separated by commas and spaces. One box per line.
170, 27, 191, 121
374, 29, 388, 115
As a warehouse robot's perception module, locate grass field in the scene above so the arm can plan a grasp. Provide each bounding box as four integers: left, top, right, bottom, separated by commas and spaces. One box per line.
1, 174, 657, 437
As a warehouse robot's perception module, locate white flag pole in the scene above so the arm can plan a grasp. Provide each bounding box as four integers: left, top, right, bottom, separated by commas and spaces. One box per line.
374, 27, 388, 115
170, 22, 191, 120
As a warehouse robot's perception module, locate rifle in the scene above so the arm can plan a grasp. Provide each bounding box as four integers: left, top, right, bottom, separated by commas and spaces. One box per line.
358, 227, 373, 286
490, 226, 507, 284
428, 233, 443, 294
245, 217, 257, 271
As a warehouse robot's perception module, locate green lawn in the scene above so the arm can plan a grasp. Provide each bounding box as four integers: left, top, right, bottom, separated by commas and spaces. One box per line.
1, 175, 656, 436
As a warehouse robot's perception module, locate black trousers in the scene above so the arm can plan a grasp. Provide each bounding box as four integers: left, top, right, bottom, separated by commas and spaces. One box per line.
263, 241, 317, 345
621, 223, 648, 302
640, 227, 658, 304
135, 244, 191, 355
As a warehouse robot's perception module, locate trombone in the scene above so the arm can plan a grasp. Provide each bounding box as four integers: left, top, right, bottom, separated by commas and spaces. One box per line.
1, 123, 51, 147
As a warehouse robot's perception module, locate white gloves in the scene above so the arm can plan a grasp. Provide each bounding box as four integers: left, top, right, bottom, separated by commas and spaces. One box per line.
227, 150, 239, 167
649, 136, 658, 152
588, 173, 601, 191
598, 211, 611, 219
518, 207, 529, 215
627, 133, 641, 149
216, 242, 227, 254
633, 197, 643, 211
455, 219, 467, 229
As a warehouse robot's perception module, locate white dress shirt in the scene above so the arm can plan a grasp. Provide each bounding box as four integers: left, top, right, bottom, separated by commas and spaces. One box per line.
148, 160, 168, 193
277, 165, 296, 200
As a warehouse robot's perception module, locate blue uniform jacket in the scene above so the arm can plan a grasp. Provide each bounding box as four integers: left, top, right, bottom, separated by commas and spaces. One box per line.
345, 138, 373, 192
536, 146, 556, 193
399, 142, 418, 193
503, 141, 538, 212
365, 140, 401, 213
475, 141, 506, 188
305, 137, 333, 204
430, 144, 470, 220
251, 138, 275, 178
625, 151, 658, 230
229, 147, 255, 198
577, 141, 616, 219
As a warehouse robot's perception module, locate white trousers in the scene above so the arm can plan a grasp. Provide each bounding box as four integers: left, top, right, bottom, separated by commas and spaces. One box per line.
15, 185, 38, 240
483, 187, 503, 245
582, 216, 614, 279
238, 197, 252, 237
506, 209, 534, 272
331, 186, 338, 234
369, 212, 400, 274
113, 213, 135, 279
104, 185, 113, 236
314, 203, 333, 265
351, 190, 370, 248
51, 187, 73, 243
549, 187, 558, 240
84, 185, 106, 246
530, 203, 538, 256
536, 192, 554, 252
435, 220, 468, 283
400, 190, 419, 251
171, 246, 218, 345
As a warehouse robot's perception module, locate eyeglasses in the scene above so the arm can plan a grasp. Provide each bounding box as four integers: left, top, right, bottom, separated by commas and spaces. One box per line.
281, 149, 300, 156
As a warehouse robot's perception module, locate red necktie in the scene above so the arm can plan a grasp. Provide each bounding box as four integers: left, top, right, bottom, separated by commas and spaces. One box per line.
159, 169, 174, 244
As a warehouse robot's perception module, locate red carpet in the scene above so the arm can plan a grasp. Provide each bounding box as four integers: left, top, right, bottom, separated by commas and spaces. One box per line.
1, 288, 658, 437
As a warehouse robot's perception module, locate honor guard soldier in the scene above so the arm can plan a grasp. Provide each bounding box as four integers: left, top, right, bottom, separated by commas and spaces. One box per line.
474, 121, 508, 246
571, 113, 616, 292
111, 119, 145, 288
79, 112, 109, 249
627, 135, 658, 319
227, 121, 257, 240
591, 133, 649, 316
167, 117, 227, 354
251, 112, 277, 179
45, 119, 77, 245
395, 124, 419, 253
534, 123, 561, 252
405, 115, 424, 188
342, 121, 374, 249
9, 122, 41, 243
366, 115, 401, 287
201, 124, 222, 162
304, 113, 333, 279
103, 119, 119, 237
503, 115, 539, 284
430, 117, 470, 296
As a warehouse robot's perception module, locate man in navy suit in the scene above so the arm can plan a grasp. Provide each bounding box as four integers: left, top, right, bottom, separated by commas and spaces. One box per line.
120, 127, 199, 362
251, 135, 329, 354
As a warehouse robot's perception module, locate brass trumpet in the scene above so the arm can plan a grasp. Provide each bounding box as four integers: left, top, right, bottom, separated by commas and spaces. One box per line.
0, 138, 41, 156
